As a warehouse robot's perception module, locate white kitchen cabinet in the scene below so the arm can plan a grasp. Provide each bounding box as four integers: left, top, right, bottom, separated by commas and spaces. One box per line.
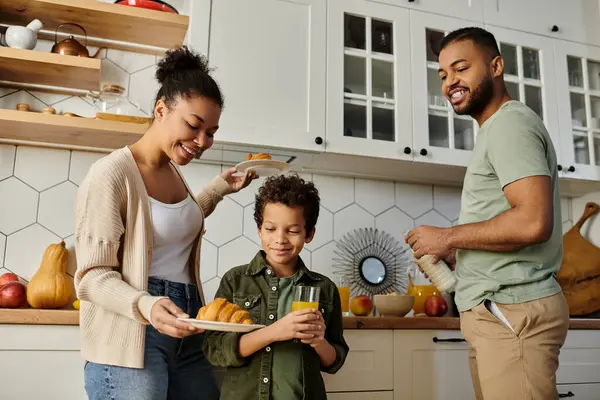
207, 0, 326, 152
185, 0, 211, 55
325, 0, 413, 160
0, 325, 86, 400
483, 0, 600, 48
485, 26, 562, 160
394, 330, 476, 400
556, 383, 600, 400
554, 39, 600, 181
410, 11, 481, 167
377, 0, 483, 23
323, 330, 394, 392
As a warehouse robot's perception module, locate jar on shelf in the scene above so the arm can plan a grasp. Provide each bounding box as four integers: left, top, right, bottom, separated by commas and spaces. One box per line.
88, 84, 143, 116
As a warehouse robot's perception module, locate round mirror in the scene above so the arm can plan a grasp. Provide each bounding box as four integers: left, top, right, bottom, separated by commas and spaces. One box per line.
359, 256, 387, 285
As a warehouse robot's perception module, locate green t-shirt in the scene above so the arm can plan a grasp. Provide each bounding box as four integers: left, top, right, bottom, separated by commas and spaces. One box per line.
271, 272, 303, 400
454, 100, 563, 312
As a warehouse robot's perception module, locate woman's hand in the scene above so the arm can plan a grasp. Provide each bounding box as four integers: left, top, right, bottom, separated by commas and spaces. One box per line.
150, 298, 203, 338
268, 308, 321, 342
300, 310, 326, 348
220, 168, 258, 193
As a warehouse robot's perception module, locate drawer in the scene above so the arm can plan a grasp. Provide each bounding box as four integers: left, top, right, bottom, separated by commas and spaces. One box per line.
556, 383, 600, 399
327, 391, 394, 400
323, 330, 394, 392
557, 330, 600, 384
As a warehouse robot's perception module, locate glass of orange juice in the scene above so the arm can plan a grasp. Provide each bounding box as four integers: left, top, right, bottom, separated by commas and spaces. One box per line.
292, 286, 320, 312
337, 276, 350, 316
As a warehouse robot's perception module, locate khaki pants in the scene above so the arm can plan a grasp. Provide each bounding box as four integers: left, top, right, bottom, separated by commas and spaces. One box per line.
460, 292, 569, 400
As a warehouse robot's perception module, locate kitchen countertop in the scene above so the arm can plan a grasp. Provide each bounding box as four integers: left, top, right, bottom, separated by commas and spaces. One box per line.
1, 309, 600, 329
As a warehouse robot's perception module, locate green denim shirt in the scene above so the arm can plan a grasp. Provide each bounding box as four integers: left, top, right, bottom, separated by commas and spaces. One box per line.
202, 251, 349, 400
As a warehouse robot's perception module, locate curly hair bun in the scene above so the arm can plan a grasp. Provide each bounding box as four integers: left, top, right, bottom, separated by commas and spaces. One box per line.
156, 45, 211, 85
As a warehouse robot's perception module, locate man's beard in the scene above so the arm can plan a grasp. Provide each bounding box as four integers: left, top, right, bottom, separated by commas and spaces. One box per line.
452, 74, 494, 117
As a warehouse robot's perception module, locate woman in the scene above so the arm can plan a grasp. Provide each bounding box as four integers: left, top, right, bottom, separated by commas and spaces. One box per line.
73, 46, 255, 400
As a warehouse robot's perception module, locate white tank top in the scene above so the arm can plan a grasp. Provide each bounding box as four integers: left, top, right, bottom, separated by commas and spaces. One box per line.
148, 194, 203, 284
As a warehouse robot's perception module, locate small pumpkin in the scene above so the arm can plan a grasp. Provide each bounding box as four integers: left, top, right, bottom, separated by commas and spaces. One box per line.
26, 240, 73, 309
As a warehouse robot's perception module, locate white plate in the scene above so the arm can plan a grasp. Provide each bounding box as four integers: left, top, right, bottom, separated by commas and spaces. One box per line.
177, 318, 266, 333
235, 160, 289, 177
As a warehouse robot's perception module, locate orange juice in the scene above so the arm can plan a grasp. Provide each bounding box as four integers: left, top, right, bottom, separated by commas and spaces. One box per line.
410, 284, 439, 315
292, 301, 319, 312
337, 287, 350, 313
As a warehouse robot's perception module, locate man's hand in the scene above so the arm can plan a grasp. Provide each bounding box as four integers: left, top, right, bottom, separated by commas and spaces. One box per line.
405, 225, 454, 262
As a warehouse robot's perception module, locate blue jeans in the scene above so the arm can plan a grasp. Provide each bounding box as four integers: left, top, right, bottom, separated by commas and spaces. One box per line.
84, 277, 220, 400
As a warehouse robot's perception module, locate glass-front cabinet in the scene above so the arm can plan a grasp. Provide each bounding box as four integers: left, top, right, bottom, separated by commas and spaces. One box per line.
486, 26, 560, 158
555, 40, 600, 180
410, 12, 479, 167
326, 0, 412, 159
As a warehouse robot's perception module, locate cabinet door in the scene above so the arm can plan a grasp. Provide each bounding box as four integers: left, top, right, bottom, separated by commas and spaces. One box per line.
326, 0, 412, 159
483, 0, 600, 47
410, 11, 480, 167
323, 330, 394, 392
394, 330, 476, 400
485, 26, 561, 162
208, 0, 326, 151
377, 0, 483, 23
554, 40, 600, 181
186, 0, 211, 55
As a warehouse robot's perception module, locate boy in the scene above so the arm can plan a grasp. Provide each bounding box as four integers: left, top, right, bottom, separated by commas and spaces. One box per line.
202, 174, 349, 400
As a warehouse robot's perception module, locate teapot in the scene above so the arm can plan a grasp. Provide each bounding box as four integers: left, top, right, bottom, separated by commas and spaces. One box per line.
51, 23, 106, 58
4, 19, 43, 50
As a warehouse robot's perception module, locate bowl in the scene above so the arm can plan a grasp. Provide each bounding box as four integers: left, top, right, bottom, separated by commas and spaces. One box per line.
374, 294, 414, 317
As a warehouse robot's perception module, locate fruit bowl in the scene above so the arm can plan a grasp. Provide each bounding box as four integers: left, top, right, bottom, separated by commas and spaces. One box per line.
374, 294, 414, 317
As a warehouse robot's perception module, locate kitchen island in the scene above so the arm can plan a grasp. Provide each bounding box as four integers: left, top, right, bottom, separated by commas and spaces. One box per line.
1, 310, 599, 399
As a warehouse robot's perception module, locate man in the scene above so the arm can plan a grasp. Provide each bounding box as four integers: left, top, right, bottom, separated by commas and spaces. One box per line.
405, 27, 569, 400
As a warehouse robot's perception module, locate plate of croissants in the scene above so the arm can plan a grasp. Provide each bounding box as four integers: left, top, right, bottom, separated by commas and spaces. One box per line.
177, 298, 266, 333
235, 152, 289, 177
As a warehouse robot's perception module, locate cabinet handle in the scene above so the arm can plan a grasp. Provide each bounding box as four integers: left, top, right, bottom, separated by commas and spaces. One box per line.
558, 391, 574, 398
568, 166, 575, 172
557, 164, 563, 171
403, 146, 412, 154
432, 337, 466, 343
314, 136, 323, 145
420, 148, 428, 156
551, 25, 560, 32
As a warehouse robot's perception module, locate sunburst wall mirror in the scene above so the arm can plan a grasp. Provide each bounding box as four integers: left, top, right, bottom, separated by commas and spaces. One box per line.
332, 227, 411, 297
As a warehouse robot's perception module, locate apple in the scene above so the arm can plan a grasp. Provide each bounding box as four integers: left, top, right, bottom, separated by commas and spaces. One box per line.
0, 281, 27, 308
424, 295, 448, 317
350, 295, 373, 316
0, 272, 19, 286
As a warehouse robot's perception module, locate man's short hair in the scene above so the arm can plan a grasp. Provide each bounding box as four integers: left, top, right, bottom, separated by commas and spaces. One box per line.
439, 27, 501, 61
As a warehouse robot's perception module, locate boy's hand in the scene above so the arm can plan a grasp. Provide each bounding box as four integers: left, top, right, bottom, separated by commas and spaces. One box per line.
269, 308, 321, 342
300, 310, 326, 348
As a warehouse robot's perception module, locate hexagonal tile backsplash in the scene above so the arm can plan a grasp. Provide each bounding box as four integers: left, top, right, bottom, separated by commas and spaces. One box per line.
0, 41, 577, 303
0, 144, 575, 303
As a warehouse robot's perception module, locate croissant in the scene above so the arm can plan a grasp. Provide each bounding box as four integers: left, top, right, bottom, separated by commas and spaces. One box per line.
196, 298, 254, 324
246, 152, 272, 161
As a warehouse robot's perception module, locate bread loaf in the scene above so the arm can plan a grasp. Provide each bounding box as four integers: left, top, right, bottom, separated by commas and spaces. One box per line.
245, 152, 272, 161
196, 298, 254, 324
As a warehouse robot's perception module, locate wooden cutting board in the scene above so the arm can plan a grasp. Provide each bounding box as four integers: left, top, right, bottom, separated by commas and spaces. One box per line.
557, 202, 600, 316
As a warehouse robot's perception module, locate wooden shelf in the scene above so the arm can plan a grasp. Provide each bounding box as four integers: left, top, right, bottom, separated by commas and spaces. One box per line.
0, 308, 79, 325
0, 0, 189, 52
0, 109, 147, 149
0, 46, 100, 91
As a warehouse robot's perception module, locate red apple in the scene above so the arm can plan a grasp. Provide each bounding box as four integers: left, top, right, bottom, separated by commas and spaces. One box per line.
424, 295, 448, 317
350, 295, 373, 316
0, 272, 19, 286
0, 281, 27, 308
